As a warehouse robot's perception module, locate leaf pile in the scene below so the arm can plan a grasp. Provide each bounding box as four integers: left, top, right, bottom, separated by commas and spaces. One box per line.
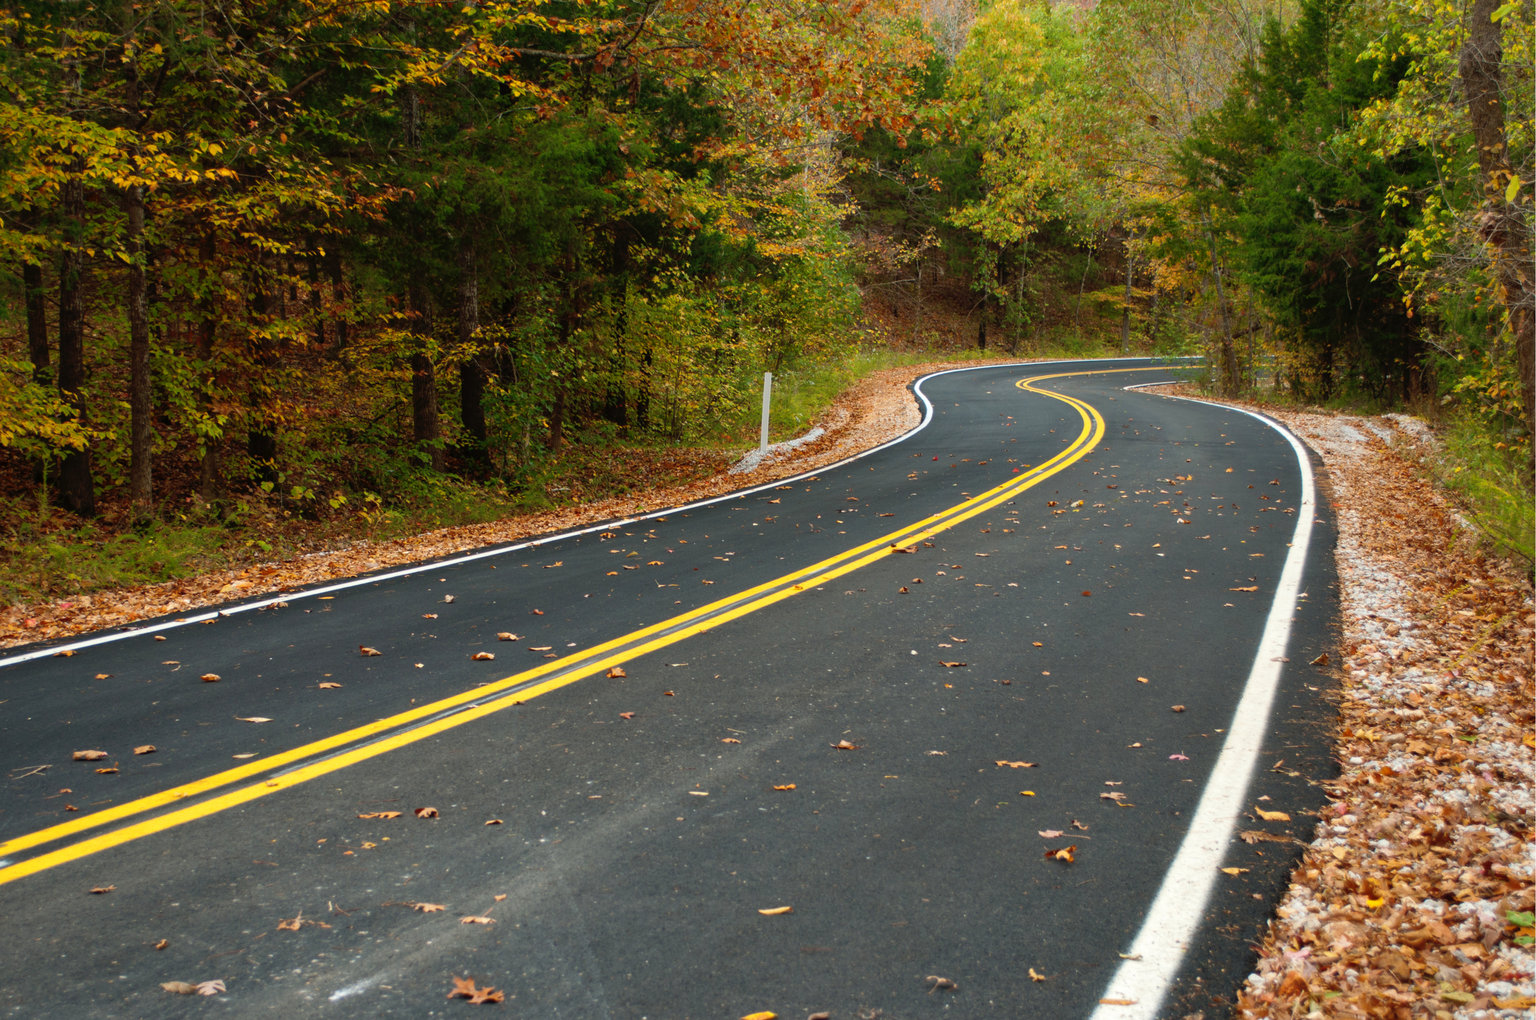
1234, 410, 1535, 1018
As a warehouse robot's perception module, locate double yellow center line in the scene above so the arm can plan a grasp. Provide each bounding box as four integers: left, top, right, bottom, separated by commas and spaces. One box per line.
0, 367, 1147, 886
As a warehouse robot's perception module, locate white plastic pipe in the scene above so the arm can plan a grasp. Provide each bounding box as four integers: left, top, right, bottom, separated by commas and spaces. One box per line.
759, 371, 773, 453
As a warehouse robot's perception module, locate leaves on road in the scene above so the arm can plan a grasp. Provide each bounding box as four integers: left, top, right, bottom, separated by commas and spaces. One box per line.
89, 884, 115, 894
318, 681, 342, 689
1253, 805, 1291, 822
235, 716, 271, 723
470, 651, 495, 661
359, 646, 381, 657
757, 905, 793, 915
358, 811, 402, 820
133, 745, 155, 755
71, 750, 108, 761
925, 975, 958, 992
831, 739, 861, 750
414, 806, 439, 819
607, 666, 627, 678
162, 979, 225, 996
447, 975, 503, 1004
996, 760, 1037, 768
496, 632, 518, 641
1044, 845, 1076, 864
200, 672, 220, 683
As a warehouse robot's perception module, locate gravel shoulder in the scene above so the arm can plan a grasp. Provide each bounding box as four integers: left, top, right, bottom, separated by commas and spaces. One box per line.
3, 363, 1531, 1018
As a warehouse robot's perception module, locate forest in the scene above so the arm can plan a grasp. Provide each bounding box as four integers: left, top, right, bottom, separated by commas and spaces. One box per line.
0, 0, 1531, 603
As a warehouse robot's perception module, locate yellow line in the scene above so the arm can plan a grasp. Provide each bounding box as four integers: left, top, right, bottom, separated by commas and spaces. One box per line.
0, 365, 1156, 886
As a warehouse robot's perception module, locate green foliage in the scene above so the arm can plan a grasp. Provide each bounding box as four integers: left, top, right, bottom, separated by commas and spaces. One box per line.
1431, 412, 1535, 565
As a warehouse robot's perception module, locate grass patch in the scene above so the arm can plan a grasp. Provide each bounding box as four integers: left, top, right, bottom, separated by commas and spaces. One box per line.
1430, 415, 1534, 566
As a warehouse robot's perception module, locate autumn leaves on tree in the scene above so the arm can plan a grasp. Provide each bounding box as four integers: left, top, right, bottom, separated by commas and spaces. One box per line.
0, 0, 1530, 527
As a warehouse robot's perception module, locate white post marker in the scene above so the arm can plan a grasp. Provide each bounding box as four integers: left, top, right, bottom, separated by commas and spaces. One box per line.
759, 371, 773, 453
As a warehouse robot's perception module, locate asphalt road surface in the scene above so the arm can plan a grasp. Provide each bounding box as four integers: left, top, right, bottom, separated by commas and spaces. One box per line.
0, 359, 1339, 1019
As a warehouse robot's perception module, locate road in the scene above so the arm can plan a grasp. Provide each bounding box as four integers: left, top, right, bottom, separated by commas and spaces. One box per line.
0, 359, 1338, 1019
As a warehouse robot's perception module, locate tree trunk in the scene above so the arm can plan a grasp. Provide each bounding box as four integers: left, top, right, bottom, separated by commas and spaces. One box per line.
1121, 235, 1134, 356
197, 233, 222, 501
458, 244, 488, 466
126, 183, 153, 516
1460, 0, 1534, 432
247, 281, 279, 487
56, 173, 94, 517
409, 281, 444, 471
1204, 214, 1239, 395
24, 261, 48, 381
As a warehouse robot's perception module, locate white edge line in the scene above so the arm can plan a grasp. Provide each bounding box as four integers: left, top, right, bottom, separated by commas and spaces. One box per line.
1089, 387, 1318, 1019
0, 357, 1186, 671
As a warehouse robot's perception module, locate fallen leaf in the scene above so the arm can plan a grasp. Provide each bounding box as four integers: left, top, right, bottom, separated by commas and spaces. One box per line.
94, 673, 112, 679
55, 649, 74, 657
447, 975, 504, 1004
740, 1013, 778, 1020
1254, 805, 1291, 821
1044, 845, 1076, 863
1081, 590, 1092, 597
662, 690, 674, 696
412, 902, 445, 913
421, 613, 438, 619
484, 818, 503, 825
154, 939, 168, 950
1099, 999, 1137, 1006
1032, 641, 1043, 647
415, 806, 439, 819
1171, 705, 1186, 713
236, 716, 271, 723
197, 980, 227, 997
1136, 677, 1149, 684
925, 750, 947, 756
358, 811, 402, 819
95, 766, 118, 774
925, 975, 958, 992
1228, 586, 1258, 592
530, 645, 553, 652
496, 632, 517, 641
200, 673, 220, 683
832, 739, 861, 750
1029, 967, 1048, 982
938, 660, 966, 668
531, 609, 544, 615
1101, 791, 1128, 802
758, 905, 794, 915
232, 753, 257, 759
459, 915, 495, 925
72, 750, 108, 761
442, 595, 456, 603
1168, 753, 1189, 761
607, 666, 627, 678
619, 711, 635, 720
359, 646, 381, 657
133, 745, 155, 755
90, 884, 115, 894
996, 760, 1038, 768
721, 737, 741, 744
162, 981, 198, 995
1221, 867, 1250, 875
1310, 652, 1329, 665
318, 681, 342, 689
772, 784, 796, 791
1038, 829, 1064, 838
470, 651, 495, 661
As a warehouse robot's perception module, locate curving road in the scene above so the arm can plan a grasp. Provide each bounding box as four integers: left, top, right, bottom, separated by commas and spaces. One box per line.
0, 359, 1338, 1019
